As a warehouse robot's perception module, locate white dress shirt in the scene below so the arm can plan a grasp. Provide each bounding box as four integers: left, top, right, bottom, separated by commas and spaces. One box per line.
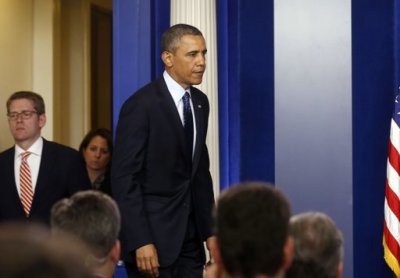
14, 137, 43, 196
163, 71, 197, 155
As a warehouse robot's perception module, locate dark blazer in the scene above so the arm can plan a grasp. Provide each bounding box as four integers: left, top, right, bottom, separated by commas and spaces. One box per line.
0, 138, 91, 224
92, 170, 112, 196
112, 77, 215, 267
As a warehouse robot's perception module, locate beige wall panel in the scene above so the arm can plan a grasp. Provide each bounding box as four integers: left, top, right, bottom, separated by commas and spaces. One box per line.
57, 0, 111, 150
33, 0, 54, 142
58, 0, 86, 149
0, 0, 33, 151
0, 0, 112, 152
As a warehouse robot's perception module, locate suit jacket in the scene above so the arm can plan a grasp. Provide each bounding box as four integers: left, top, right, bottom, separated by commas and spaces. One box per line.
111, 77, 215, 266
0, 138, 91, 224
93, 170, 112, 197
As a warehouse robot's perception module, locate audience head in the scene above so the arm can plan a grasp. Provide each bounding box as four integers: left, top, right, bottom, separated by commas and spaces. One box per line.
214, 181, 293, 278
79, 128, 113, 175
0, 222, 92, 278
286, 212, 344, 278
51, 190, 121, 278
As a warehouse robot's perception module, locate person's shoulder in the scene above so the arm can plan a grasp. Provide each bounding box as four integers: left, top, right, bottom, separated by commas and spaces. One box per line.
123, 78, 165, 106
191, 86, 208, 99
0, 146, 14, 159
132, 78, 163, 96
191, 87, 210, 109
43, 139, 79, 155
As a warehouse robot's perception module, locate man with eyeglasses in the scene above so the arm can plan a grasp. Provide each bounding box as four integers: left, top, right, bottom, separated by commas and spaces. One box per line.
0, 91, 91, 224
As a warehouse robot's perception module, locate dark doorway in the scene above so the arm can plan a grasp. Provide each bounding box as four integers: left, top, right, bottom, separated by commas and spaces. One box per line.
91, 4, 112, 131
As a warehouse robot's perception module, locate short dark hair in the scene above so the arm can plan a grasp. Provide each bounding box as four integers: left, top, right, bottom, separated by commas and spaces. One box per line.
7, 91, 45, 114
51, 190, 121, 259
161, 23, 203, 53
215, 182, 291, 278
79, 128, 113, 157
286, 212, 344, 278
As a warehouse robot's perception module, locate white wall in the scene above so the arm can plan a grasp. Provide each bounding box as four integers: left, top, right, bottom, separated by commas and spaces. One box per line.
274, 0, 353, 276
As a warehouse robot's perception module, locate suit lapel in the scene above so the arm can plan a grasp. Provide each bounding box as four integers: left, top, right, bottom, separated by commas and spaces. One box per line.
3, 148, 25, 215
156, 78, 190, 163
30, 139, 53, 212
191, 89, 206, 175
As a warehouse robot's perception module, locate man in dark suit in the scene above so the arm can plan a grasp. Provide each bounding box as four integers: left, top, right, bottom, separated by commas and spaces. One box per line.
0, 91, 91, 224
112, 24, 216, 278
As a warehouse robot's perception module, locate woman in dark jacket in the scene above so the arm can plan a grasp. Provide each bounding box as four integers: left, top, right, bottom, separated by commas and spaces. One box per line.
79, 128, 113, 196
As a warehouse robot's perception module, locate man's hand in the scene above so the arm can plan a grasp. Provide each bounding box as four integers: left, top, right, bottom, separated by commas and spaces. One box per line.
204, 262, 221, 278
206, 236, 217, 263
205, 237, 230, 278
136, 244, 159, 277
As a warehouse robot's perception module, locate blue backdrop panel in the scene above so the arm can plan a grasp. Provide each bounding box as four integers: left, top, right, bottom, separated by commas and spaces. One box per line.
113, 0, 151, 130
217, 0, 275, 189
113, 0, 169, 130
150, 0, 170, 79
239, 1, 275, 183
216, 0, 241, 189
352, 0, 394, 277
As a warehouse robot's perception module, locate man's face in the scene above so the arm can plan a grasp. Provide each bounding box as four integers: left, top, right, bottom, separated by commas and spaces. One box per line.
8, 99, 46, 148
163, 34, 207, 89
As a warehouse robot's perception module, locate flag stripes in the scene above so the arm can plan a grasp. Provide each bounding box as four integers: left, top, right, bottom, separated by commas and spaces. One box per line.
20, 152, 33, 216
384, 102, 400, 276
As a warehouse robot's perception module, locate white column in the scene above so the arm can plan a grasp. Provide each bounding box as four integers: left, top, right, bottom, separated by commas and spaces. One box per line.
170, 0, 220, 197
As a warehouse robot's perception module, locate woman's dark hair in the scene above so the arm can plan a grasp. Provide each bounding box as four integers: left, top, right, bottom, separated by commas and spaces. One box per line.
79, 128, 113, 158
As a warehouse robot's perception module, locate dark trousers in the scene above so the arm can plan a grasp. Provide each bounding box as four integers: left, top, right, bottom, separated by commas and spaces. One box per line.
125, 215, 204, 278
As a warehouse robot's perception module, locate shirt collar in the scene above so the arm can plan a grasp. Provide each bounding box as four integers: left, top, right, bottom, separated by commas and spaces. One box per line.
15, 137, 43, 158
163, 71, 191, 105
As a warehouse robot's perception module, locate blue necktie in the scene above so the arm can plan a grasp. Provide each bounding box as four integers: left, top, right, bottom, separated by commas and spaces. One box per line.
182, 92, 193, 157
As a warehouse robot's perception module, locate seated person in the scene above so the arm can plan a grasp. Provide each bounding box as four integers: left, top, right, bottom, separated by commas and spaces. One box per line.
79, 128, 113, 195
286, 211, 344, 278
51, 190, 121, 278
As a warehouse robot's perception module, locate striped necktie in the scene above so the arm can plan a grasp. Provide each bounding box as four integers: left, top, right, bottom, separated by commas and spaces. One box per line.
20, 152, 33, 216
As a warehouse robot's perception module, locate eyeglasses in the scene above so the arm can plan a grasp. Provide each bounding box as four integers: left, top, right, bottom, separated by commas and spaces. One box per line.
7, 111, 39, 120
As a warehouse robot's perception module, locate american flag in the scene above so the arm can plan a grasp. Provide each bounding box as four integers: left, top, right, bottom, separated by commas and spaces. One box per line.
384, 95, 400, 276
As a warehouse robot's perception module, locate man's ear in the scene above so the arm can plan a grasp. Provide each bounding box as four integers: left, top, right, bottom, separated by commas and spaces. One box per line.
336, 261, 343, 278
212, 238, 223, 267
110, 240, 120, 264
161, 51, 173, 68
283, 235, 294, 270
39, 114, 46, 129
